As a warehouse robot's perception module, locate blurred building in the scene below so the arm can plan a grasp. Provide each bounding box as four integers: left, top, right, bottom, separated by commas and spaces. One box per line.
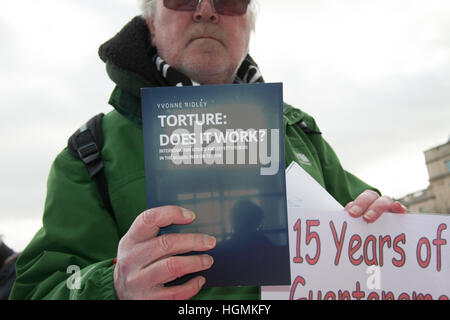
398, 138, 450, 214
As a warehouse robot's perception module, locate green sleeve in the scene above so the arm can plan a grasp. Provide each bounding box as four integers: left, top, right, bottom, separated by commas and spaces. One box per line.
9, 150, 119, 300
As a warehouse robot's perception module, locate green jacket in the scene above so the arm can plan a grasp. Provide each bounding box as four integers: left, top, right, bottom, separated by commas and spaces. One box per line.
10, 17, 376, 300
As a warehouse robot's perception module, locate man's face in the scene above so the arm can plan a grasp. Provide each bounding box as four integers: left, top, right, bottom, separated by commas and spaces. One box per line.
147, 0, 253, 85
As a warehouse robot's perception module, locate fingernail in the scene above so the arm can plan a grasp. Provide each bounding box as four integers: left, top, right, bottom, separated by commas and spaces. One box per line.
364, 209, 377, 220
203, 235, 216, 249
182, 208, 196, 220
349, 205, 362, 217
198, 277, 206, 287
346, 201, 354, 210
202, 255, 214, 267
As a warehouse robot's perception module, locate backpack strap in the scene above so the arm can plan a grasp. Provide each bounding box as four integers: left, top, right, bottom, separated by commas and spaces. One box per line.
67, 113, 116, 221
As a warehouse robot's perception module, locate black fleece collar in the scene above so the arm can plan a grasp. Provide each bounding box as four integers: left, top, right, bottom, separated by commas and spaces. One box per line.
99, 16, 166, 88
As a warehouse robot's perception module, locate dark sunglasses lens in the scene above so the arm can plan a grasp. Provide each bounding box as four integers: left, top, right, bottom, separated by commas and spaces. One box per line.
164, 0, 249, 16
164, 0, 198, 11
214, 0, 249, 16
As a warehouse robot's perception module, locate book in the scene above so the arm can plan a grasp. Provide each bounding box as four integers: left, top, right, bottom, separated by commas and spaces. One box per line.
141, 83, 290, 288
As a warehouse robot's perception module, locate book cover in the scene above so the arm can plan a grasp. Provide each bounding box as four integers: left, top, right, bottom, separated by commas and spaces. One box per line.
141, 83, 290, 288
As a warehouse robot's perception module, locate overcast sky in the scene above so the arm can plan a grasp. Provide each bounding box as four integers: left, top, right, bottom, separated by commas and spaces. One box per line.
1, 0, 449, 251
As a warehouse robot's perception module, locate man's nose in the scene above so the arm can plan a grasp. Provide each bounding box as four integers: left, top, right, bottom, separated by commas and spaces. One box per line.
193, 0, 219, 23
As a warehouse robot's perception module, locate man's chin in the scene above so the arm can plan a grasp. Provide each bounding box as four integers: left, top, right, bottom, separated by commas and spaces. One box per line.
180, 58, 234, 84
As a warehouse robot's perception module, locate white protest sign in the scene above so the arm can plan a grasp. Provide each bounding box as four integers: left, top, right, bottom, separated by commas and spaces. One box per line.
261, 162, 450, 300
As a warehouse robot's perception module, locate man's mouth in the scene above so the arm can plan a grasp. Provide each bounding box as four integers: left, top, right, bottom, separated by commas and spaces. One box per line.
189, 36, 223, 46
196, 36, 216, 40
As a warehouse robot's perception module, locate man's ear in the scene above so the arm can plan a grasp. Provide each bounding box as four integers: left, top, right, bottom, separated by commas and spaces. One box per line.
146, 17, 157, 46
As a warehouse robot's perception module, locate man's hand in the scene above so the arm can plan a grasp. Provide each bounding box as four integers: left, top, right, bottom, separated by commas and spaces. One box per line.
113, 206, 216, 300
345, 190, 408, 223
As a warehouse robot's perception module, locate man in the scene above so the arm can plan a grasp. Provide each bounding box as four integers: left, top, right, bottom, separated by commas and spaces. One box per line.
10, 0, 407, 300
0, 240, 19, 300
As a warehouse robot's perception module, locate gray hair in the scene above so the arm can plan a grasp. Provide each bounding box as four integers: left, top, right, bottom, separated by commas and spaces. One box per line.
140, 0, 258, 29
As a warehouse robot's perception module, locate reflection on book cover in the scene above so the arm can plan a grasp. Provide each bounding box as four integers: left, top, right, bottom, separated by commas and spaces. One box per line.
205, 199, 289, 286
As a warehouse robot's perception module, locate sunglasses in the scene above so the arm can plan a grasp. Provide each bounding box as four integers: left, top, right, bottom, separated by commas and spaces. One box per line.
163, 0, 250, 16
